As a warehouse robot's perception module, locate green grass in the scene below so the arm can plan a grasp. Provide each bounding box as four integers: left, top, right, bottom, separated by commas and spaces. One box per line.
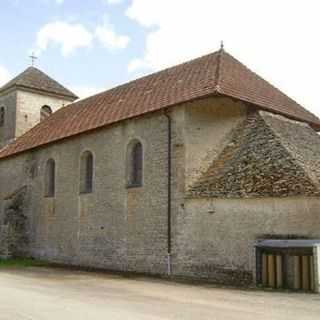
0, 258, 50, 268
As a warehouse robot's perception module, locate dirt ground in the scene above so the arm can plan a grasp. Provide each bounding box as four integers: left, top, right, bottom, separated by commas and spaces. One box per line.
0, 266, 320, 320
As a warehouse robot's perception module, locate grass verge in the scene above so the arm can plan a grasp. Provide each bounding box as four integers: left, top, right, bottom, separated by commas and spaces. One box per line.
0, 258, 49, 268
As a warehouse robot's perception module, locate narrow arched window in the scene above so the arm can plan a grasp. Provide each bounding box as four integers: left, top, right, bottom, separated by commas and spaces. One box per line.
40, 105, 52, 121
127, 140, 143, 187
0, 106, 5, 126
45, 159, 55, 197
80, 151, 94, 194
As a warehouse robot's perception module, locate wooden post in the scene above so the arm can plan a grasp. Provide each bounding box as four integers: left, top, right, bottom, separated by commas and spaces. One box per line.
313, 246, 320, 293
310, 256, 314, 292
262, 253, 268, 286
302, 256, 310, 291
268, 255, 276, 288
276, 255, 283, 288
293, 256, 301, 290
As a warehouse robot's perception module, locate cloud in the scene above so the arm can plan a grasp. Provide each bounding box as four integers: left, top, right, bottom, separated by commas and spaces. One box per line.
126, 0, 320, 117
34, 19, 129, 56
35, 21, 93, 57
104, 0, 124, 4
95, 23, 130, 50
126, 0, 223, 71
55, 0, 64, 4
0, 66, 11, 87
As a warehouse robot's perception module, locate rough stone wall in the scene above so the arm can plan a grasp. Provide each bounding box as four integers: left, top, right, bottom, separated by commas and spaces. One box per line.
174, 197, 320, 285
0, 91, 17, 148
183, 97, 247, 187
15, 89, 73, 138
0, 153, 30, 258
0, 186, 29, 258
171, 97, 249, 279
0, 108, 177, 275
262, 112, 320, 188
188, 111, 319, 198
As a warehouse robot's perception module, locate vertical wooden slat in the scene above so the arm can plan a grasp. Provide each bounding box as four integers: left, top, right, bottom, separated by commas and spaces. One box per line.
282, 254, 288, 289
276, 255, 283, 288
262, 253, 268, 286
310, 256, 314, 292
268, 255, 276, 288
302, 256, 310, 291
293, 256, 301, 290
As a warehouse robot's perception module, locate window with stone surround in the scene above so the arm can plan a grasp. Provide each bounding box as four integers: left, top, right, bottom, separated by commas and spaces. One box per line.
127, 140, 143, 187
45, 158, 55, 197
80, 151, 94, 194
40, 105, 52, 122
0, 106, 5, 126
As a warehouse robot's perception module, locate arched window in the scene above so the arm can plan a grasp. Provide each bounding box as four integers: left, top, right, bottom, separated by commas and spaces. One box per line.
0, 106, 5, 126
45, 159, 55, 197
127, 140, 143, 187
40, 105, 52, 121
80, 151, 94, 194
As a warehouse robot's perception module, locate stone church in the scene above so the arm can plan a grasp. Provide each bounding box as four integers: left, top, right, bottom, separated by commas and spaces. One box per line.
1, 48, 320, 292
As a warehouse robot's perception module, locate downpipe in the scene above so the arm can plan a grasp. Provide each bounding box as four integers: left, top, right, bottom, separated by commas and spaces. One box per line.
164, 113, 172, 276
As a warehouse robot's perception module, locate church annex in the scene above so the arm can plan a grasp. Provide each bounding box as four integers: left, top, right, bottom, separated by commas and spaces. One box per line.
1, 48, 320, 292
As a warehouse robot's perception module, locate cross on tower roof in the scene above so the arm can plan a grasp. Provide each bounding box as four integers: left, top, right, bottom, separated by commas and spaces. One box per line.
29, 52, 38, 67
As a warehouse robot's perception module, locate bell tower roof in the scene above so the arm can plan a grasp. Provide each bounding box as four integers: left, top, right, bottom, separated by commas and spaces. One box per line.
0, 66, 78, 100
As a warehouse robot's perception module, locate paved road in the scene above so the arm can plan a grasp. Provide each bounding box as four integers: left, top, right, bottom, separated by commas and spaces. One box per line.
0, 267, 320, 320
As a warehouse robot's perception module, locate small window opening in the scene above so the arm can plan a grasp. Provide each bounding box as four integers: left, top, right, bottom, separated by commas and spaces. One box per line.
45, 158, 55, 197
0, 107, 5, 126
80, 151, 94, 194
127, 140, 143, 187
41, 105, 52, 121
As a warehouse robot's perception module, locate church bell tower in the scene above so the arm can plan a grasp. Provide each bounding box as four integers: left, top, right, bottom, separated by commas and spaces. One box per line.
0, 65, 78, 148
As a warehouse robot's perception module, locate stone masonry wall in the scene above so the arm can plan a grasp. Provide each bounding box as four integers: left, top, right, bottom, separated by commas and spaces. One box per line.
174, 197, 320, 285
0, 91, 17, 148
188, 111, 319, 198
0, 107, 176, 275
183, 97, 247, 187
0, 186, 29, 258
1, 95, 319, 287
262, 111, 320, 188
16, 89, 73, 138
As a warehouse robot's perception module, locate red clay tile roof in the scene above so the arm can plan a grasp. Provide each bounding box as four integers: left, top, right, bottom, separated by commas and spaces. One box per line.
0, 66, 78, 100
0, 49, 319, 160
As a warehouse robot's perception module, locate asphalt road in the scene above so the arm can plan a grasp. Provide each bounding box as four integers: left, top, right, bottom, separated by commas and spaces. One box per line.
0, 267, 320, 320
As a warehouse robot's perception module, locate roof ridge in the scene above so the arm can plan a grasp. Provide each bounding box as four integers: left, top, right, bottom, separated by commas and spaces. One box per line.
74, 50, 221, 106
214, 46, 224, 92
222, 52, 311, 112
0, 66, 78, 99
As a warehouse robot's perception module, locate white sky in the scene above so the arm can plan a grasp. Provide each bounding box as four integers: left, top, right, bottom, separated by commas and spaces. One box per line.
1, 0, 320, 118
127, 0, 320, 117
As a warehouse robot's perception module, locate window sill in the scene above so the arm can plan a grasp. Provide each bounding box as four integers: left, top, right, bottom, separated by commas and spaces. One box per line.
79, 191, 93, 195
126, 184, 143, 189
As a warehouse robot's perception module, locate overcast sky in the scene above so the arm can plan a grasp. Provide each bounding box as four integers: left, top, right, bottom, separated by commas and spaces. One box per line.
0, 0, 319, 117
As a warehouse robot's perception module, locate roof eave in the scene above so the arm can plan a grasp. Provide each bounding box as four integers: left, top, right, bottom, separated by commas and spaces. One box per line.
0, 84, 78, 101
1, 88, 319, 161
